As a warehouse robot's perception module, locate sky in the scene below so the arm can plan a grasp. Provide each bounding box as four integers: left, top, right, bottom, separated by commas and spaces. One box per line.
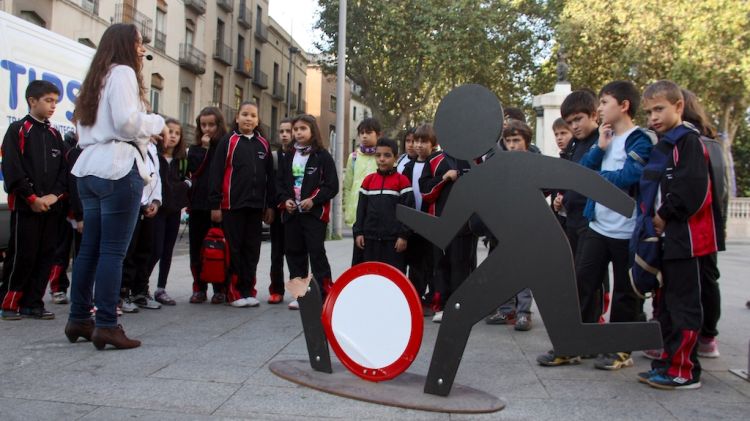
268, 0, 324, 53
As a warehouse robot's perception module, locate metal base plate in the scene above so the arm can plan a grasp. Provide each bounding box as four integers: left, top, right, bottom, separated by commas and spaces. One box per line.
269, 359, 505, 414
729, 369, 750, 381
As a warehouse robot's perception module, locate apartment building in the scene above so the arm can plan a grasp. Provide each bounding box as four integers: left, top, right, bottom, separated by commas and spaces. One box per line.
305, 62, 349, 152
1, 0, 307, 145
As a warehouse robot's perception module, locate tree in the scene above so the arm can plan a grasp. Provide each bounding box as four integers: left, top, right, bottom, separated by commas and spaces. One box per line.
315, 0, 555, 137
546, 0, 750, 196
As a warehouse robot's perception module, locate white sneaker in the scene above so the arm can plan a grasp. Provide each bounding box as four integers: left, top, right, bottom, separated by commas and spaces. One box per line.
132, 293, 162, 310
288, 300, 299, 310
121, 299, 140, 313
432, 311, 443, 323
52, 292, 69, 304
245, 297, 260, 307
230, 298, 249, 307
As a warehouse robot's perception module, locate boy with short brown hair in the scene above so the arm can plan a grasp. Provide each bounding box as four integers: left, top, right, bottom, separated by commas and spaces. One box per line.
636, 80, 716, 390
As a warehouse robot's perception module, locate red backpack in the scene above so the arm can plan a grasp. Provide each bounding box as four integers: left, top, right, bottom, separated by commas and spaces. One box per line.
200, 227, 230, 283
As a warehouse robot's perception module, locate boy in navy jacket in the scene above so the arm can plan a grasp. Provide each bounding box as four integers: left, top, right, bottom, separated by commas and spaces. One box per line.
0, 81, 67, 320
637, 81, 717, 390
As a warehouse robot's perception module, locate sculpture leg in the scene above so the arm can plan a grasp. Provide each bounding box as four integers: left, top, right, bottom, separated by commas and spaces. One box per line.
297, 279, 332, 373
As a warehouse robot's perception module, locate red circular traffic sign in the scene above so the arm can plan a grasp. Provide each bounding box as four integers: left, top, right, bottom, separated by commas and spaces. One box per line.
322, 262, 423, 382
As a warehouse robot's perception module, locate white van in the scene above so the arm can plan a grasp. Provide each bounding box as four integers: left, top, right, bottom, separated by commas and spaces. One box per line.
0, 11, 94, 251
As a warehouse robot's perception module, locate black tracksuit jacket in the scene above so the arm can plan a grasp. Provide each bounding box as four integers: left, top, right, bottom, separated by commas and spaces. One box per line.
1, 115, 67, 212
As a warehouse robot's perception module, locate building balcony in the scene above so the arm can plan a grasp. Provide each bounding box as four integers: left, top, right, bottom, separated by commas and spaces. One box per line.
254, 22, 269, 43
179, 44, 206, 75
252, 71, 268, 89
217, 0, 233, 13
81, 0, 98, 15
213, 40, 232, 66
237, 7, 252, 29
184, 0, 207, 15
290, 93, 298, 110
272, 82, 285, 101
154, 29, 166, 52
210, 103, 237, 128
114, 3, 153, 44
299, 100, 306, 113
234, 59, 252, 78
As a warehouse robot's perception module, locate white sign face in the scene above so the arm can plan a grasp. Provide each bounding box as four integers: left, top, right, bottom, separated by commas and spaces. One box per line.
330, 274, 412, 369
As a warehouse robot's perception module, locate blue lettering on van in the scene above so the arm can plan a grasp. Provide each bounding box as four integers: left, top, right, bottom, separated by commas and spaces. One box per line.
1, 59, 82, 122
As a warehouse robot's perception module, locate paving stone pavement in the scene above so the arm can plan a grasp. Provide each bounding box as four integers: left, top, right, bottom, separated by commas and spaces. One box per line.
1, 232, 748, 420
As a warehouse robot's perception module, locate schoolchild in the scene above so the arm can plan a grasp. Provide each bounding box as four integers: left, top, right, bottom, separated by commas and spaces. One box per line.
186, 107, 228, 304
269, 118, 295, 308
344, 118, 381, 265
415, 125, 475, 323
47, 130, 81, 305
0, 80, 67, 320
353, 138, 413, 272
148, 118, 190, 305
551, 117, 574, 227
487, 120, 537, 331
637, 80, 717, 390
396, 127, 417, 174
576, 81, 654, 371
540, 89, 608, 367
680, 89, 727, 359
277, 114, 338, 298
208, 101, 275, 308
120, 138, 162, 312
402, 125, 438, 313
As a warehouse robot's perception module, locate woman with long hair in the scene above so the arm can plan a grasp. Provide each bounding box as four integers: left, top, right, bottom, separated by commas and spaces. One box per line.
64, 24, 166, 350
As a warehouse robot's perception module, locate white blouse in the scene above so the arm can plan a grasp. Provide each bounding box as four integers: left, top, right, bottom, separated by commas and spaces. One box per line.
72, 65, 165, 181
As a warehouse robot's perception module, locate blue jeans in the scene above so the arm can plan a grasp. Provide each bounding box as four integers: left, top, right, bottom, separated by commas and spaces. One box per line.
69, 167, 143, 327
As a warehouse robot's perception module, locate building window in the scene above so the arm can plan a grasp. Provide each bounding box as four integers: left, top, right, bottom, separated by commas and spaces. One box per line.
298, 82, 303, 108
217, 19, 225, 45
234, 85, 244, 110
213, 73, 224, 104
353, 106, 357, 121
271, 106, 278, 141
155, 8, 166, 52
180, 88, 193, 125
256, 5, 262, 28
185, 27, 194, 46
237, 35, 245, 66
330, 95, 337, 112
81, 0, 99, 15
253, 96, 261, 109
150, 88, 162, 114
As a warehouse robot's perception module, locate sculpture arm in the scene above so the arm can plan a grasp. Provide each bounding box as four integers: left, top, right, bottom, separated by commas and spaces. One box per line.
396, 180, 473, 249
527, 154, 634, 218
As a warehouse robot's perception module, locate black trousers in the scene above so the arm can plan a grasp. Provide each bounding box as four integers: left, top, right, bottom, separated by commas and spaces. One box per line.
699, 253, 721, 338
652, 257, 702, 381
188, 209, 223, 294
121, 211, 155, 297
0, 210, 59, 310
363, 238, 406, 273
434, 232, 477, 309
148, 210, 181, 289
576, 228, 641, 324
269, 211, 285, 295
222, 208, 263, 301
48, 212, 81, 294
406, 234, 434, 300
351, 241, 365, 266
284, 213, 332, 297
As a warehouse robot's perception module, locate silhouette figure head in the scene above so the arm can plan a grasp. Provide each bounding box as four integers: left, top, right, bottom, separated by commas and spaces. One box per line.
433, 84, 504, 161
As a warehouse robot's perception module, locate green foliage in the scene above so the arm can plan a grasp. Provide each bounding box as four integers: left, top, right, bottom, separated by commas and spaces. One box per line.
733, 120, 750, 197
316, 0, 556, 135
547, 0, 750, 194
